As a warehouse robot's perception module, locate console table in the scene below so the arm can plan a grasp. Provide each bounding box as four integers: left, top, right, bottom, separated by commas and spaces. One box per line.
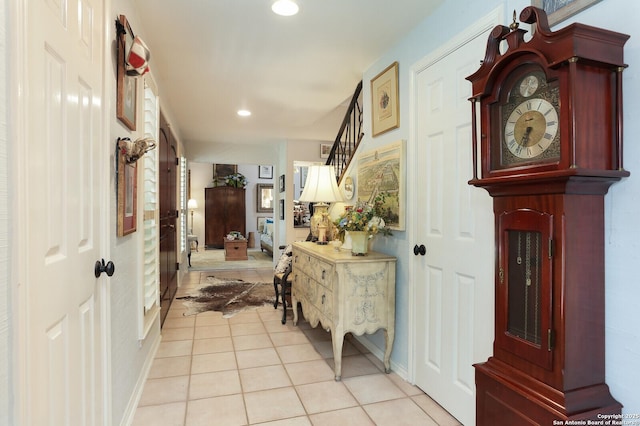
224, 238, 248, 261
291, 241, 396, 380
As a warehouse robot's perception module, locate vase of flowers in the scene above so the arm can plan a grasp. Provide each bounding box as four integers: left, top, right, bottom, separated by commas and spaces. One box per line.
334, 193, 392, 256
224, 173, 247, 188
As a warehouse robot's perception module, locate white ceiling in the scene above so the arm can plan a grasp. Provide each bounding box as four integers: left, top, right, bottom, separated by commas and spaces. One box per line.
132, 0, 444, 156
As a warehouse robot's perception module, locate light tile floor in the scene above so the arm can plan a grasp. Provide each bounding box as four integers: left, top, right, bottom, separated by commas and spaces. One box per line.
132, 268, 462, 426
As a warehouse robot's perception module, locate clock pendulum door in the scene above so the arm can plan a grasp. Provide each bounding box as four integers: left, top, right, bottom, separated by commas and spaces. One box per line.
506, 231, 542, 346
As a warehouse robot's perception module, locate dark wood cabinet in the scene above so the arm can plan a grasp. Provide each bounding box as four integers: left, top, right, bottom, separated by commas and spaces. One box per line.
205, 187, 246, 248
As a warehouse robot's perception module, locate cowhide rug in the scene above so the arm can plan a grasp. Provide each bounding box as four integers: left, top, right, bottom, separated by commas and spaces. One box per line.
177, 276, 275, 317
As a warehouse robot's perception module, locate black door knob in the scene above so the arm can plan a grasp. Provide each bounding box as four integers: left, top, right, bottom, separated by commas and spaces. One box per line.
94, 259, 115, 278
413, 244, 426, 256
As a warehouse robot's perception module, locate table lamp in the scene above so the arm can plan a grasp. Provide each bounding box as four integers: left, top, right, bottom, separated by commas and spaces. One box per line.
298, 165, 343, 244
187, 198, 198, 234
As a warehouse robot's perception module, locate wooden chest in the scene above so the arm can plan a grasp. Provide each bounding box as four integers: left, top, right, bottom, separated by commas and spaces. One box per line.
224, 239, 248, 261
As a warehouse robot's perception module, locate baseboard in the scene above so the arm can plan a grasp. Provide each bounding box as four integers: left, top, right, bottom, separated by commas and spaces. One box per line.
119, 333, 162, 426
352, 335, 409, 380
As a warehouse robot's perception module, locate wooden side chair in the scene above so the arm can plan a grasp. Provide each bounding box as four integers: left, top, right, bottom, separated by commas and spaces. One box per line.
273, 245, 293, 324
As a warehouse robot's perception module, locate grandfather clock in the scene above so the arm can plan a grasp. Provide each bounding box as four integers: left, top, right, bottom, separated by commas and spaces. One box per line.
466, 7, 628, 424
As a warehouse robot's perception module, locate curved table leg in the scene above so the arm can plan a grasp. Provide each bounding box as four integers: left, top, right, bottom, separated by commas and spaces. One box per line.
291, 293, 299, 326
383, 328, 395, 374
332, 332, 345, 381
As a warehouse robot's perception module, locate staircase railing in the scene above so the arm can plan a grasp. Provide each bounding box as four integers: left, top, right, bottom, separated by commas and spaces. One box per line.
326, 81, 363, 184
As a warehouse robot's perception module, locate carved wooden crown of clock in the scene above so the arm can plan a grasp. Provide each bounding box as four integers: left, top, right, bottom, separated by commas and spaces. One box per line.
466, 7, 629, 425
467, 6, 629, 189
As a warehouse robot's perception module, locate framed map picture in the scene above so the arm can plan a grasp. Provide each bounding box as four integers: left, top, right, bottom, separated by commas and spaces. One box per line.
357, 139, 405, 230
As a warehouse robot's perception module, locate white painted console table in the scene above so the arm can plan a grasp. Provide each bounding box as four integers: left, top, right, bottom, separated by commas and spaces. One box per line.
291, 241, 396, 381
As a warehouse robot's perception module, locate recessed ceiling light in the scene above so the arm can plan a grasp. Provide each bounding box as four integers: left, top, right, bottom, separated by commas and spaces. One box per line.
272, 0, 299, 16
237, 109, 251, 117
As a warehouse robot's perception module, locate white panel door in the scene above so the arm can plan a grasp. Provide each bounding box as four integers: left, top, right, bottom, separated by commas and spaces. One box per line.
412, 18, 496, 426
25, 0, 107, 424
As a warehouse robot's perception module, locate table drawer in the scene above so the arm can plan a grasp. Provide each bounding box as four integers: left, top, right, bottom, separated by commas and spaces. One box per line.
294, 251, 333, 290
294, 272, 333, 318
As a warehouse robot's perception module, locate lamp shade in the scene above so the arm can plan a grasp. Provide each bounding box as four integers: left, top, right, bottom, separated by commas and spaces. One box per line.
188, 199, 198, 209
299, 165, 343, 203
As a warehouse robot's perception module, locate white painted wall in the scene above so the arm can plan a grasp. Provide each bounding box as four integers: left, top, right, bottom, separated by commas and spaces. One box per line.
107, 1, 187, 423
0, 1, 11, 424
356, 0, 640, 415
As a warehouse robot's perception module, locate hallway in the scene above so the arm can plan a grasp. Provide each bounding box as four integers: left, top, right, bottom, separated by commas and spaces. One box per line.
132, 267, 461, 425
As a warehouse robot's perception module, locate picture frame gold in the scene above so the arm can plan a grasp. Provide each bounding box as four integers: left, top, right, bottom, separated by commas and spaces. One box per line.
532, 0, 603, 26
116, 15, 137, 131
117, 152, 137, 236
257, 183, 274, 213
370, 61, 399, 137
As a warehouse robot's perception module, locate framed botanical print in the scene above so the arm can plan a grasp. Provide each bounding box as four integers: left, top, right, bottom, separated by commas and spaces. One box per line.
371, 61, 399, 137
116, 15, 137, 130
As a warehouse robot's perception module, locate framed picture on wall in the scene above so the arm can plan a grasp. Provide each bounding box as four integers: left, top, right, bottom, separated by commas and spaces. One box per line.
357, 139, 406, 230
213, 164, 237, 185
531, 0, 603, 26
258, 165, 273, 179
320, 143, 332, 159
116, 15, 137, 131
279, 199, 285, 220
117, 152, 137, 236
279, 174, 285, 193
257, 184, 274, 213
371, 61, 399, 137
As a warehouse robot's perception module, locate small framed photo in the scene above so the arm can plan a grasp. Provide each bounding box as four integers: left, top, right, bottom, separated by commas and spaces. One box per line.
371, 61, 399, 137
279, 174, 285, 193
279, 199, 285, 220
320, 143, 332, 159
259, 165, 273, 179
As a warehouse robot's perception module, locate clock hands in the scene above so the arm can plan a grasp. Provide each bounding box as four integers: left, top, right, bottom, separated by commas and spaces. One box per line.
520, 125, 533, 146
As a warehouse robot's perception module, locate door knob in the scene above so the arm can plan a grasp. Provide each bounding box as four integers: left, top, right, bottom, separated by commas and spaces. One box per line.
94, 259, 115, 278
413, 244, 426, 256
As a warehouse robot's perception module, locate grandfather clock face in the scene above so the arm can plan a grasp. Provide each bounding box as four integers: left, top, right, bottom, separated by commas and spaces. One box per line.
494, 66, 561, 170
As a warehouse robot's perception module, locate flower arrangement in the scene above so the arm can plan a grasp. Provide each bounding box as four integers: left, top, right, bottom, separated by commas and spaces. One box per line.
224, 173, 247, 188
334, 193, 392, 241
226, 231, 245, 240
